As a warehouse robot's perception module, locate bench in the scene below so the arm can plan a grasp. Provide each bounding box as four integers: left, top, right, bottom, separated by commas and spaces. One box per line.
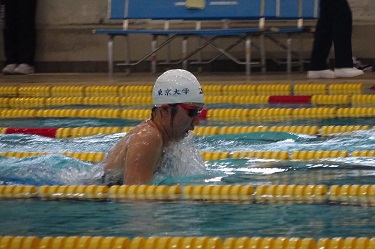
263, 0, 319, 73
93, 0, 319, 76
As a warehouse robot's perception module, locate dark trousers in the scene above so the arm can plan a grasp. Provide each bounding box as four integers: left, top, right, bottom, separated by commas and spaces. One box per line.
2, 0, 37, 66
309, 0, 353, 70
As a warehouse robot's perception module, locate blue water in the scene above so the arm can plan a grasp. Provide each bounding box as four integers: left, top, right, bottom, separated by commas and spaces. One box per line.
0, 117, 375, 238
1, 200, 375, 238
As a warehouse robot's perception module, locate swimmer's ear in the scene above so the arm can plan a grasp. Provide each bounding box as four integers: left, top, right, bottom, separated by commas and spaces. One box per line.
158, 104, 170, 115
160, 104, 169, 112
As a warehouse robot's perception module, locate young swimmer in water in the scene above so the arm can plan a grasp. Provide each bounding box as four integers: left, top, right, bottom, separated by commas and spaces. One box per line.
102, 69, 204, 185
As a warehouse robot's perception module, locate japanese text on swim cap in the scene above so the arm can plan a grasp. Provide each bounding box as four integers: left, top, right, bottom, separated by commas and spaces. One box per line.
157, 87, 203, 97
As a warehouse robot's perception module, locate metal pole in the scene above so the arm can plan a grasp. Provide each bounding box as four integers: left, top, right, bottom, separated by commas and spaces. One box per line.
182, 37, 188, 70
287, 38, 292, 74
108, 36, 114, 76
151, 36, 157, 73
245, 38, 251, 76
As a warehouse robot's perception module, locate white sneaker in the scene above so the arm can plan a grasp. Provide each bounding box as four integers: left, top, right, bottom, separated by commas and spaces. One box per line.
2, 64, 18, 75
334, 67, 364, 78
307, 69, 337, 79
14, 63, 35, 75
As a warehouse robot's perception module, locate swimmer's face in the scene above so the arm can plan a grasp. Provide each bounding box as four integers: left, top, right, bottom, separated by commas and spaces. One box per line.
170, 103, 204, 141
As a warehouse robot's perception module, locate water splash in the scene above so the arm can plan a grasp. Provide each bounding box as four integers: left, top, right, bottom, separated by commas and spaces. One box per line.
155, 134, 206, 181
0, 133, 208, 186
0, 154, 96, 186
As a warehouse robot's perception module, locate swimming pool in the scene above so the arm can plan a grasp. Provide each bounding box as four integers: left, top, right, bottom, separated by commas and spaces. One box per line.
0, 84, 375, 244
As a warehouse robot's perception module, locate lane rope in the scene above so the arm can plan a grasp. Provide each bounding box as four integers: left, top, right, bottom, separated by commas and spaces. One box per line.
0, 236, 374, 249
1, 150, 375, 162
0, 125, 373, 138
0, 184, 374, 206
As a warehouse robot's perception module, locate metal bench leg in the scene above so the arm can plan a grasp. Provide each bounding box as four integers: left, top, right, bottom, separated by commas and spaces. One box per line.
196, 21, 203, 73
197, 38, 203, 73
166, 35, 171, 66
151, 36, 157, 73
298, 34, 304, 72
182, 37, 188, 70
287, 37, 292, 74
260, 34, 266, 73
125, 35, 131, 75
108, 35, 114, 76
245, 37, 251, 76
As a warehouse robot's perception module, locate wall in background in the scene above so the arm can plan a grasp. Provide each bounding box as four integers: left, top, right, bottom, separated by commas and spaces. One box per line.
0, 0, 373, 72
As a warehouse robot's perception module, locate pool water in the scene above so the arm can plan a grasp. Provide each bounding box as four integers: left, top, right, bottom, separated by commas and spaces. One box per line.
0, 117, 374, 186
1, 200, 375, 238
0, 116, 375, 239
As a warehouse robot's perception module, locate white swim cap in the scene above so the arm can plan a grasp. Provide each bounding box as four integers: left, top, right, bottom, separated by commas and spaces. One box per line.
152, 69, 204, 106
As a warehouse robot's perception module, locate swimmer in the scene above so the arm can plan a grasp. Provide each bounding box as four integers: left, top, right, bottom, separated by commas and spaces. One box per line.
102, 69, 204, 185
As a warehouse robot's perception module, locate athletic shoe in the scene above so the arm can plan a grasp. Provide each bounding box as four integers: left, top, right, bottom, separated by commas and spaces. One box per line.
353, 58, 373, 72
14, 63, 35, 75
2, 64, 18, 75
334, 67, 364, 78
359, 64, 374, 72
307, 69, 336, 79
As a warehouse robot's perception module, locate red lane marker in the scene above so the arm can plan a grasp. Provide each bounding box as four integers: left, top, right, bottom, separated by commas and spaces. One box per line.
199, 109, 208, 120
268, 96, 311, 104
5, 128, 59, 138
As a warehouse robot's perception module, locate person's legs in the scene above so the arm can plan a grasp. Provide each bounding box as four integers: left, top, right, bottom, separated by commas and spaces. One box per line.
2, 0, 37, 74
332, 0, 363, 77
307, 0, 337, 79
16, 0, 37, 66
308, 0, 333, 71
332, 0, 353, 68
2, 0, 18, 66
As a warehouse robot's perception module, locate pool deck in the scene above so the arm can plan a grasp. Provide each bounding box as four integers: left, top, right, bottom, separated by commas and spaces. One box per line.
0, 71, 375, 91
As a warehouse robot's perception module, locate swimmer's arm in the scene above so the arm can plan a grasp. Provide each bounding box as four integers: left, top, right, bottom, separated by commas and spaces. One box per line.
123, 132, 163, 185
102, 139, 124, 171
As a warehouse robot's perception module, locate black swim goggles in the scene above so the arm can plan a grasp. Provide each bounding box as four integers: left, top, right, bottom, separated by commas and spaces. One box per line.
173, 103, 203, 118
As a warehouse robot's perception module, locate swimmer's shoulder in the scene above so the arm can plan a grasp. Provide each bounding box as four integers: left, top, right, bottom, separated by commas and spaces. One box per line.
130, 121, 164, 147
